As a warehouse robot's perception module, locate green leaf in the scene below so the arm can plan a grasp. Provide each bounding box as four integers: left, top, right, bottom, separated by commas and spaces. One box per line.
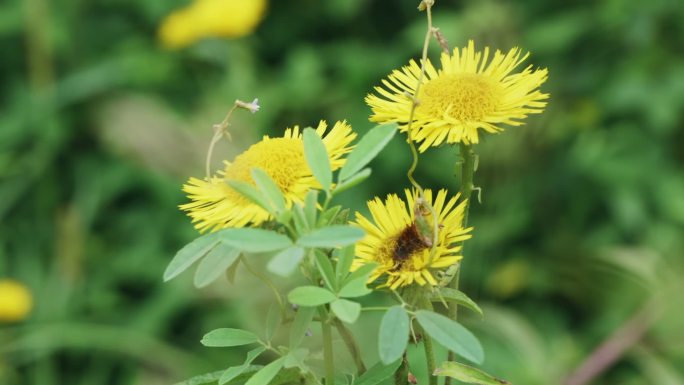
283, 347, 309, 369
317, 205, 341, 227
415, 310, 484, 364
219, 347, 266, 385
292, 204, 310, 232
338, 276, 371, 298
244, 356, 286, 385
432, 287, 483, 318
297, 225, 365, 248
339, 123, 397, 181
330, 299, 361, 323
220, 228, 292, 253
288, 286, 336, 306
378, 306, 409, 364
314, 250, 337, 291
289, 305, 316, 348
434, 361, 511, 385
344, 262, 377, 286
333, 168, 372, 195
201, 328, 259, 347
303, 128, 332, 191
355, 359, 402, 385
335, 245, 355, 280
194, 243, 241, 288
173, 370, 224, 385
226, 180, 272, 214
251, 168, 286, 213
164, 232, 220, 281
304, 190, 318, 226
267, 246, 305, 277
226, 256, 241, 284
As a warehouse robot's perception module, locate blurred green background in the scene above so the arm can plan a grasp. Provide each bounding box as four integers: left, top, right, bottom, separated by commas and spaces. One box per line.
2, 0, 684, 384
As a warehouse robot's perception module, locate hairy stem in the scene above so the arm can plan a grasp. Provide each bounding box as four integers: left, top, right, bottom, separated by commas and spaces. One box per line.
405, 1, 434, 194
319, 308, 335, 385
423, 329, 438, 385
332, 318, 367, 374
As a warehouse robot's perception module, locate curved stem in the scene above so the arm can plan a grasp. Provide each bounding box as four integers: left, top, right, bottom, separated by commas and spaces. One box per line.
405, 2, 434, 195
332, 318, 367, 374
241, 258, 286, 318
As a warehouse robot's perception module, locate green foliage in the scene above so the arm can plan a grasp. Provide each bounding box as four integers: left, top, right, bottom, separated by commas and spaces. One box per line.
219, 228, 292, 252
415, 310, 484, 365
338, 123, 398, 182
201, 328, 260, 347
434, 361, 511, 385
303, 127, 333, 191
4, 0, 684, 384
287, 286, 337, 307
164, 232, 221, 281
378, 306, 410, 364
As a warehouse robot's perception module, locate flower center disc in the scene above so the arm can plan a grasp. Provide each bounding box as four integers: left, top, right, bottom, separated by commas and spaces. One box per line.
419, 73, 498, 122
223, 137, 306, 203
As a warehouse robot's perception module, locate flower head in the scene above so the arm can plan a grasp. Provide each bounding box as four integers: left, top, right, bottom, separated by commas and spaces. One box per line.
353, 189, 472, 289
366, 40, 549, 151
0, 279, 32, 322
181, 121, 356, 232
159, 0, 267, 49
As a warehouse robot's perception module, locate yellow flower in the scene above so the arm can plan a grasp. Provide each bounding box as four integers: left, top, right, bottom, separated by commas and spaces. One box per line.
352, 189, 472, 290
181, 121, 356, 232
158, 0, 267, 49
366, 40, 549, 151
0, 279, 32, 322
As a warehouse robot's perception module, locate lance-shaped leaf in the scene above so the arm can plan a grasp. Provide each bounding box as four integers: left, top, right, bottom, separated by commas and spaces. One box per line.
415, 310, 484, 364
164, 232, 220, 282
339, 123, 397, 181
251, 168, 286, 213
226, 180, 273, 214
267, 246, 305, 277
219, 347, 267, 385
244, 356, 286, 385
297, 225, 365, 248
303, 127, 332, 191
333, 168, 371, 195
378, 306, 409, 364
355, 359, 402, 385
220, 228, 292, 253
287, 286, 336, 306
434, 361, 512, 385
289, 305, 316, 348
194, 243, 241, 288
432, 287, 483, 318
314, 250, 337, 291
201, 328, 259, 347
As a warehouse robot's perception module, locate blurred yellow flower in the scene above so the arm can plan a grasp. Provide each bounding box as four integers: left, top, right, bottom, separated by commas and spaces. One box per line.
181, 121, 356, 232
0, 279, 32, 322
158, 0, 268, 49
366, 40, 549, 151
352, 189, 472, 290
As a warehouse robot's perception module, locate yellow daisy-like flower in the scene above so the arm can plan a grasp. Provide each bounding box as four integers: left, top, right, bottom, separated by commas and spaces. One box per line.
181, 120, 356, 232
352, 189, 472, 290
366, 40, 549, 151
158, 0, 268, 49
0, 279, 33, 322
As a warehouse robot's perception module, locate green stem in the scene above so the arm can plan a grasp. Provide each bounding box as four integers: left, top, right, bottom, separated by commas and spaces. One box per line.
445, 143, 476, 385
241, 258, 286, 318
423, 332, 437, 385
319, 308, 335, 385
332, 318, 367, 374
